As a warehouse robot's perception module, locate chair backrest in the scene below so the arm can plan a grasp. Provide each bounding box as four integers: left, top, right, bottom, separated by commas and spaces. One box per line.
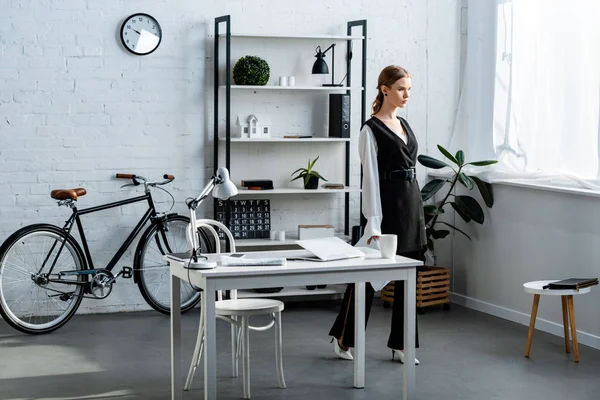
193, 219, 238, 301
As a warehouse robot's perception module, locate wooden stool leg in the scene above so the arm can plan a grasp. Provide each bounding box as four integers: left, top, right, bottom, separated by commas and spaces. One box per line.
567, 295, 579, 362
525, 294, 540, 357
561, 296, 570, 353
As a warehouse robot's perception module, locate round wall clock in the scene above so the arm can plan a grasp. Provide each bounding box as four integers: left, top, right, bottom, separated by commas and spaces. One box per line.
120, 13, 162, 56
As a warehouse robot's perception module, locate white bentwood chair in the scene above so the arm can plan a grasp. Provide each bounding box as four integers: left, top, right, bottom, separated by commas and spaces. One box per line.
184, 219, 286, 399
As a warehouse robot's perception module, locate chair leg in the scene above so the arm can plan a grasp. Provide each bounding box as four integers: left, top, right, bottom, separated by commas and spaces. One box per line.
525, 294, 540, 357
561, 296, 570, 353
185, 309, 205, 390
274, 311, 286, 389
233, 324, 242, 378
567, 295, 580, 362
231, 317, 238, 377
242, 316, 251, 399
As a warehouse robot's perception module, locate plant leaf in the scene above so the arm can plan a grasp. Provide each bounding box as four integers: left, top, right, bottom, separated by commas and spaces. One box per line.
437, 145, 459, 165
424, 213, 434, 225
308, 156, 319, 171
454, 195, 485, 224
417, 155, 449, 169
431, 229, 450, 239
312, 172, 328, 181
421, 179, 447, 201
450, 202, 471, 223
470, 176, 494, 207
466, 160, 498, 166
290, 167, 307, 176
458, 173, 474, 190
424, 204, 444, 215
427, 237, 434, 251
290, 175, 304, 182
455, 150, 464, 167
439, 221, 471, 241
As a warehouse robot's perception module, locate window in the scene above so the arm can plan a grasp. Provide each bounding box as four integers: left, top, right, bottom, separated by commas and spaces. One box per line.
493, 0, 600, 179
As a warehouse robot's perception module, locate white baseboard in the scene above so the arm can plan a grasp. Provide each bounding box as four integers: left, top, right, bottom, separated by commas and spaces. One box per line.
450, 292, 600, 350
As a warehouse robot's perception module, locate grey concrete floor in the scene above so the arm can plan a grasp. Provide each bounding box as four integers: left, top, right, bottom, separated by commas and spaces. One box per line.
1, 299, 599, 400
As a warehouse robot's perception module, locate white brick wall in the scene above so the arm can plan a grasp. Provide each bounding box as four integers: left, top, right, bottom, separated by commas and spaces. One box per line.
0, 0, 462, 314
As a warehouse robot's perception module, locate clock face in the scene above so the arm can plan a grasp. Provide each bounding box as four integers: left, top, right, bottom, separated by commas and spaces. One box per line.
120, 13, 162, 56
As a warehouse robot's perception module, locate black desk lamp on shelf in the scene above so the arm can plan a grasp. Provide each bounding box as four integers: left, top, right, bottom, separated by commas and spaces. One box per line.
312, 44, 344, 87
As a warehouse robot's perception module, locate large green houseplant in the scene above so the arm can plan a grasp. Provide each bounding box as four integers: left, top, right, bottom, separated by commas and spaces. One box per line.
417, 145, 498, 252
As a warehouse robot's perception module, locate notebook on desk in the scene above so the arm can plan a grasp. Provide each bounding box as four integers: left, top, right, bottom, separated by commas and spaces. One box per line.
291, 237, 365, 262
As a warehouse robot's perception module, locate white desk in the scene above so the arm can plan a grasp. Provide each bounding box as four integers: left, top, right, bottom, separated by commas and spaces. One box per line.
168, 249, 421, 400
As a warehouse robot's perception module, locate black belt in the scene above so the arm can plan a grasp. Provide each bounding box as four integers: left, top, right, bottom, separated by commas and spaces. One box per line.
379, 167, 416, 182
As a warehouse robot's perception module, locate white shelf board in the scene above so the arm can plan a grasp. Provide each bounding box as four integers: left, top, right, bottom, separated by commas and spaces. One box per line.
219, 137, 351, 143
221, 85, 362, 91
237, 284, 346, 298
220, 33, 364, 40
235, 187, 360, 195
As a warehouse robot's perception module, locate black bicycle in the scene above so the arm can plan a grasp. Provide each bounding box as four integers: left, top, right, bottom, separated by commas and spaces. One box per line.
0, 173, 214, 334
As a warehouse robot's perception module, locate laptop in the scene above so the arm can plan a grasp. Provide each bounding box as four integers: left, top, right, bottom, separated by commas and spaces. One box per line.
292, 237, 365, 262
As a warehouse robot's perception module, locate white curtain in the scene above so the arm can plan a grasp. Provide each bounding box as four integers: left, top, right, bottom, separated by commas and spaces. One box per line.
489, 0, 600, 188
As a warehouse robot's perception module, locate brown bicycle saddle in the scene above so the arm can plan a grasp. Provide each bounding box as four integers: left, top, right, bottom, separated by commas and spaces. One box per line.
50, 188, 87, 200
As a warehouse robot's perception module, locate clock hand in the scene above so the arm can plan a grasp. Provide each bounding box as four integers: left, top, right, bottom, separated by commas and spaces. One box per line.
132, 29, 141, 35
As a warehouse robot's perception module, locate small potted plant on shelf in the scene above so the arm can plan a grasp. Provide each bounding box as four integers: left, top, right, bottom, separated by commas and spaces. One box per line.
380, 145, 497, 313
290, 156, 328, 189
232, 55, 270, 86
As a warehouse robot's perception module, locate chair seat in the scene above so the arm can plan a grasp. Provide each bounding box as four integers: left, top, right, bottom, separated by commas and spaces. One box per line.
216, 298, 284, 316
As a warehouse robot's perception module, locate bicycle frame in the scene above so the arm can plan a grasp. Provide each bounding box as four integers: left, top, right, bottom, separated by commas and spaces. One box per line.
43, 190, 168, 280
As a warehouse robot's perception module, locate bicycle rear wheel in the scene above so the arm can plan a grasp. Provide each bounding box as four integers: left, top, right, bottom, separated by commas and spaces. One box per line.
135, 214, 214, 314
0, 224, 86, 334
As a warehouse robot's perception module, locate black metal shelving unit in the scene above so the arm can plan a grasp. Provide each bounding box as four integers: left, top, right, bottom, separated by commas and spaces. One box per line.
213, 15, 366, 240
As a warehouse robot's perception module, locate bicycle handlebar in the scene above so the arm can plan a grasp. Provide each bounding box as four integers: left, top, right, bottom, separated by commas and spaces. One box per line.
115, 173, 175, 187
116, 173, 136, 180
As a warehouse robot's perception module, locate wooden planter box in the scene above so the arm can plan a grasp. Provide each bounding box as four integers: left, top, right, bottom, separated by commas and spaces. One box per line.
381, 266, 450, 310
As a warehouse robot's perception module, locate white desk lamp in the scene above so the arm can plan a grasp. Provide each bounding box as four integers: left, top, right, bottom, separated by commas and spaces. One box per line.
186, 167, 238, 269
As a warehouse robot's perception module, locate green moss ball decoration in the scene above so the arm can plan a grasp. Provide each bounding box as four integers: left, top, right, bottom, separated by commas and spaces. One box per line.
233, 56, 270, 86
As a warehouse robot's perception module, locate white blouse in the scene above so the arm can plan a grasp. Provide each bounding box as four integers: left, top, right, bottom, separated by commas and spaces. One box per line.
358, 124, 407, 240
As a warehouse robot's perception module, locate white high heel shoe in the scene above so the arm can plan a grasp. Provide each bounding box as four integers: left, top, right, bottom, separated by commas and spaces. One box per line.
332, 338, 353, 361
391, 349, 420, 365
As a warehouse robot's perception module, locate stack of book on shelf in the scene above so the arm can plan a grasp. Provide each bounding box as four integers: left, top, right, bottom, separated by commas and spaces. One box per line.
542, 278, 599, 291
240, 179, 273, 190
322, 183, 344, 189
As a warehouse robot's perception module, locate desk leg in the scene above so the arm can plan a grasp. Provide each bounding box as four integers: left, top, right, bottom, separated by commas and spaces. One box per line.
170, 271, 182, 400
403, 268, 416, 400
203, 282, 217, 399
354, 281, 365, 388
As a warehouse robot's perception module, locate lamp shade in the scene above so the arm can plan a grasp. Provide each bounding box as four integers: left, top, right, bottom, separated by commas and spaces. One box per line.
212, 167, 238, 200
312, 49, 329, 74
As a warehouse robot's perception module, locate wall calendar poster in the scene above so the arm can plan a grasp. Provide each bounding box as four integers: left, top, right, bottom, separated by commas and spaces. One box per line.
215, 199, 271, 240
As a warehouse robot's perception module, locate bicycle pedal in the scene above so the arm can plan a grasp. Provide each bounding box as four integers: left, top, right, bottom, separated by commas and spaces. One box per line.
121, 267, 133, 279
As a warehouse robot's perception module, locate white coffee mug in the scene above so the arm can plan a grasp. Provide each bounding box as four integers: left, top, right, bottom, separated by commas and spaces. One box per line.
279, 76, 288, 86
277, 231, 286, 241
288, 76, 296, 86
269, 231, 277, 240
378, 234, 398, 259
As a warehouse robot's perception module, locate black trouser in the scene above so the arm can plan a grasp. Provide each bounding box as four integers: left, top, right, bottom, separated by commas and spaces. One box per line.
328, 249, 424, 349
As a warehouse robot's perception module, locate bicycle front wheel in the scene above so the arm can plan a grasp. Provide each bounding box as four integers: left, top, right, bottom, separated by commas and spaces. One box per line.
135, 215, 204, 314
0, 224, 86, 334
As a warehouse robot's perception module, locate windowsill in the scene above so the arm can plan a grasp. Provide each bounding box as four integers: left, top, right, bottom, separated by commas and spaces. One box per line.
427, 170, 600, 199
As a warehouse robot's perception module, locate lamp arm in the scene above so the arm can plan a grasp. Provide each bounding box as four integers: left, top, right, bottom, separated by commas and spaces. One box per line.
189, 177, 217, 210
321, 44, 336, 55
321, 44, 336, 86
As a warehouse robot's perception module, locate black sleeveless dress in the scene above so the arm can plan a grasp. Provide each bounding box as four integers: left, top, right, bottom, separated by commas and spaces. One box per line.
363, 116, 426, 253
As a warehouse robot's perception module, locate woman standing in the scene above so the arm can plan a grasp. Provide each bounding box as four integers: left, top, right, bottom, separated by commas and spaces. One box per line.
328, 65, 426, 364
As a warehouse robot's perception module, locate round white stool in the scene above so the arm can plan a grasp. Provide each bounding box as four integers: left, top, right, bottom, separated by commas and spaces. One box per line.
523, 280, 592, 362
